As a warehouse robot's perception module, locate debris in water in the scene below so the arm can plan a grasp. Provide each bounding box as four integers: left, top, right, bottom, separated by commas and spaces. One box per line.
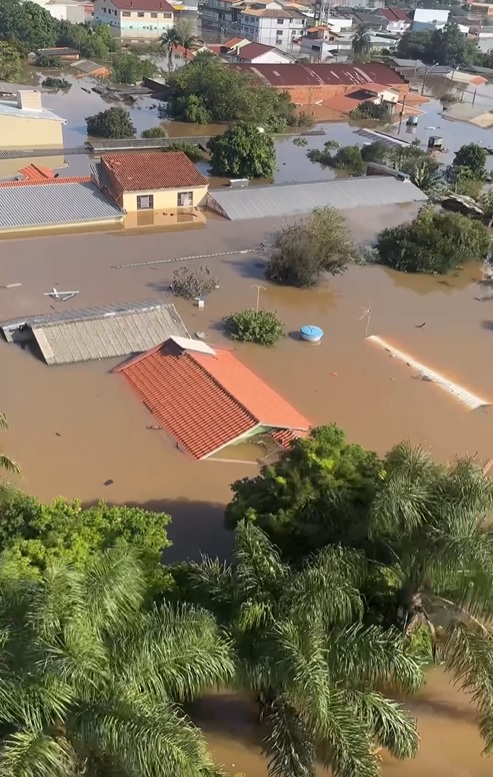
195, 331, 206, 339
330, 371, 338, 377
422, 375, 434, 382
103, 479, 114, 486
416, 322, 426, 328
0, 282, 22, 289
55, 432, 61, 437
146, 426, 161, 431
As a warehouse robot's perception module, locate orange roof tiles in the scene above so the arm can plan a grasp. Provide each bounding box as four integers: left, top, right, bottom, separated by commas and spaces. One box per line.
18, 164, 55, 181
101, 151, 208, 192
117, 339, 310, 459
0, 176, 90, 189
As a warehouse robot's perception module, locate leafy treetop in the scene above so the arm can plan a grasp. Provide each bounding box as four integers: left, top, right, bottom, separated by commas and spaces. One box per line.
453, 143, 488, 180
397, 20, 483, 66
223, 308, 284, 346
85, 107, 136, 139
0, 41, 21, 81
208, 123, 276, 179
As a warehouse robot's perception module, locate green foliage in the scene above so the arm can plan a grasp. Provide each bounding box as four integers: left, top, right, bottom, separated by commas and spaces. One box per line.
0, 41, 21, 81
42, 75, 71, 89
0, 491, 171, 588
397, 21, 483, 66
208, 123, 276, 179
350, 102, 388, 120
352, 24, 372, 62
166, 140, 206, 161
85, 107, 136, 139
36, 55, 61, 67
308, 143, 364, 175
161, 19, 197, 69
167, 57, 298, 131
0, 412, 19, 479
409, 157, 442, 192
223, 308, 284, 346
57, 20, 115, 59
0, 547, 234, 777
111, 50, 157, 85
225, 424, 383, 558
173, 521, 421, 777
171, 265, 218, 300
266, 206, 355, 287
361, 141, 388, 163
452, 168, 483, 199
141, 125, 167, 138
376, 205, 490, 274
0, 0, 58, 52
453, 143, 487, 180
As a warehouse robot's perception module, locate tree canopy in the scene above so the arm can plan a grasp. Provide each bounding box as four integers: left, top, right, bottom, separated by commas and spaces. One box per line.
0, 547, 234, 777
266, 206, 355, 287
223, 308, 285, 346
86, 107, 136, 139
453, 143, 488, 180
0, 0, 58, 52
110, 51, 157, 85
0, 41, 21, 81
0, 412, 18, 480
161, 19, 197, 70
397, 20, 483, 66
173, 520, 421, 777
167, 57, 300, 131
208, 123, 276, 179
376, 205, 490, 274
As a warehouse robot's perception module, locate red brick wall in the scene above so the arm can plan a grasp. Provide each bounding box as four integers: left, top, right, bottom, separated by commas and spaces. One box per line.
280, 82, 410, 105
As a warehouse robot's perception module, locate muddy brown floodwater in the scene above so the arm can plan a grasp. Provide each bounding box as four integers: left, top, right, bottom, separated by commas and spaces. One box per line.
2, 206, 493, 775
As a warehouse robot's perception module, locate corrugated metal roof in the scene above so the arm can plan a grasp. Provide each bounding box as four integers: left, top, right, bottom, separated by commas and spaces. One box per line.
209, 178, 428, 221
4, 300, 190, 365
0, 99, 66, 123
0, 181, 123, 231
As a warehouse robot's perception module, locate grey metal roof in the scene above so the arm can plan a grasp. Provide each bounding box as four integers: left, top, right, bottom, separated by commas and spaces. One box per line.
0, 99, 66, 123
0, 300, 190, 365
0, 182, 123, 231
208, 178, 428, 221
71, 59, 105, 74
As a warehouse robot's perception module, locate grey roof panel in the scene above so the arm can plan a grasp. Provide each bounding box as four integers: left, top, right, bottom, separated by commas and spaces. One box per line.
16, 301, 190, 365
0, 182, 123, 231
209, 178, 428, 221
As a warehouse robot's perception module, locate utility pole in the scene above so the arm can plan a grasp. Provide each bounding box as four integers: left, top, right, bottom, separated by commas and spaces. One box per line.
251, 284, 266, 313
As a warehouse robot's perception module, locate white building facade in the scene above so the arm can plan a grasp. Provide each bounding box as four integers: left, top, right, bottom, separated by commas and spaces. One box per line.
239, 2, 305, 48
93, 0, 174, 38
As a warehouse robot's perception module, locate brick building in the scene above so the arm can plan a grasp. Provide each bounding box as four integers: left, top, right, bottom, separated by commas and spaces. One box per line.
230, 62, 409, 104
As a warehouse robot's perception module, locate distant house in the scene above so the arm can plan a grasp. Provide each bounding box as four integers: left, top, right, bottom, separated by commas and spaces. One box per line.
116, 337, 310, 459
93, 151, 209, 227
93, 0, 174, 39
375, 7, 410, 33
229, 62, 409, 104
36, 46, 80, 61
228, 41, 295, 63
0, 90, 66, 151
411, 7, 450, 30
29, 0, 86, 22
238, 1, 306, 49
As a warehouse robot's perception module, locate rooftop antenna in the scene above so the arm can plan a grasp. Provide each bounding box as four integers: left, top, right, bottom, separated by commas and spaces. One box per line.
359, 300, 372, 339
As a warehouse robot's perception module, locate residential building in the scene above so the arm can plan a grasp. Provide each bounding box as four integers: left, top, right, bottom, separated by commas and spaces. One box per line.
352, 10, 385, 29
116, 337, 310, 459
0, 90, 66, 150
29, 0, 87, 22
93, 151, 209, 228
299, 24, 398, 59
229, 61, 408, 103
36, 47, 80, 61
411, 7, 449, 30
93, 0, 174, 39
375, 7, 410, 33
239, 2, 306, 48
228, 41, 296, 61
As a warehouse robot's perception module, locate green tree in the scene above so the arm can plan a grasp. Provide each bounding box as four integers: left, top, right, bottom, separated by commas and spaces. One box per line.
331, 144, 365, 174
409, 157, 442, 192
208, 123, 276, 179
111, 50, 157, 85
396, 29, 433, 62
361, 141, 389, 163
266, 207, 355, 287
141, 125, 167, 138
57, 21, 115, 59
160, 19, 197, 70
350, 102, 388, 120
85, 107, 136, 138
376, 205, 490, 274
225, 425, 382, 558
0, 492, 171, 587
431, 20, 482, 67
0, 41, 21, 81
166, 140, 205, 161
173, 521, 421, 777
224, 308, 284, 346
0, 0, 58, 52
167, 57, 297, 131
0, 547, 234, 777
0, 412, 19, 478
352, 24, 372, 62
453, 143, 488, 180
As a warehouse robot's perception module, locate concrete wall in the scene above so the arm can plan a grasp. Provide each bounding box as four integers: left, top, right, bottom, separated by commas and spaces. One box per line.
93, 0, 174, 38
0, 117, 63, 149
277, 81, 409, 105
413, 8, 449, 23
121, 186, 209, 212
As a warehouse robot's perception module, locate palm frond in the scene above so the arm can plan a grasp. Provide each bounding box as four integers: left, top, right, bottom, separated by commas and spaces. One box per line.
342, 689, 419, 760
0, 455, 20, 475
233, 521, 289, 607
0, 731, 76, 777
83, 546, 145, 632
263, 696, 316, 777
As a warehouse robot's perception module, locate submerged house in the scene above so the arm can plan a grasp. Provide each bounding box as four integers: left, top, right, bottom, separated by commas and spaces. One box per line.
116, 337, 310, 458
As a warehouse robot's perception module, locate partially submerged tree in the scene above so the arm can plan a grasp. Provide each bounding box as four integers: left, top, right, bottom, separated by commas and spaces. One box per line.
351, 24, 372, 62
0, 547, 234, 777
376, 205, 490, 274
160, 19, 197, 70
266, 207, 354, 287
173, 521, 421, 777
0, 412, 19, 478
171, 265, 218, 300
224, 308, 284, 346
0, 41, 21, 81
208, 123, 276, 179
453, 143, 487, 181
85, 107, 136, 139
110, 50, 157, 85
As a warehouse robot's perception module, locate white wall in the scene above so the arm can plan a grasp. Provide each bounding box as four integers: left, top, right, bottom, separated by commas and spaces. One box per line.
413, 8, 449, 24
239, 12, 305, 48
93, 0, 174, 38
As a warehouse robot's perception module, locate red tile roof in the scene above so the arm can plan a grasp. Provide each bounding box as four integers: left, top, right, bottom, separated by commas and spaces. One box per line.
234, 42, 293, 61
379, 7, 410, 21
18, 164, 55, 181
116, 338, 310, 459
101, 151, 208, 192
109, 0, 174, 11
231, 62, 407, 87
0, 176, 90, 188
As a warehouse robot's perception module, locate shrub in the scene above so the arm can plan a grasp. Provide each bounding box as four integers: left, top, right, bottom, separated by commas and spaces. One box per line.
141, 126, 167, 138
85, 107, 135, 139
350, 102, 388, 120
361, 141, 388, 163
224, 309, 284, 346
42, 76, 71, 89
208, 123, 276, 179
171, 266, 218, 300
166, 141, 205, 162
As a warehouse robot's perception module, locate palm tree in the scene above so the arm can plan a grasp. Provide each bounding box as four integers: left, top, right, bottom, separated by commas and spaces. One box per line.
160, 20, 197, 71
175, 521, 421, 777
0, 411, 19, 476
0, 546, 234, 777
351, 25, 372, 62
366, 443, 493, 751
410, 158, 443, 193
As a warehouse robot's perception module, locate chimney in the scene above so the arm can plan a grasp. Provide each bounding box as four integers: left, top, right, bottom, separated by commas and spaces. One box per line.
17, 90, 42, 112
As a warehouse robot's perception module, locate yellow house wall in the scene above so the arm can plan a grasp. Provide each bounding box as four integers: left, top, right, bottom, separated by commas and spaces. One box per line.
0, 116, 64, 150
121, 186, 209, 213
